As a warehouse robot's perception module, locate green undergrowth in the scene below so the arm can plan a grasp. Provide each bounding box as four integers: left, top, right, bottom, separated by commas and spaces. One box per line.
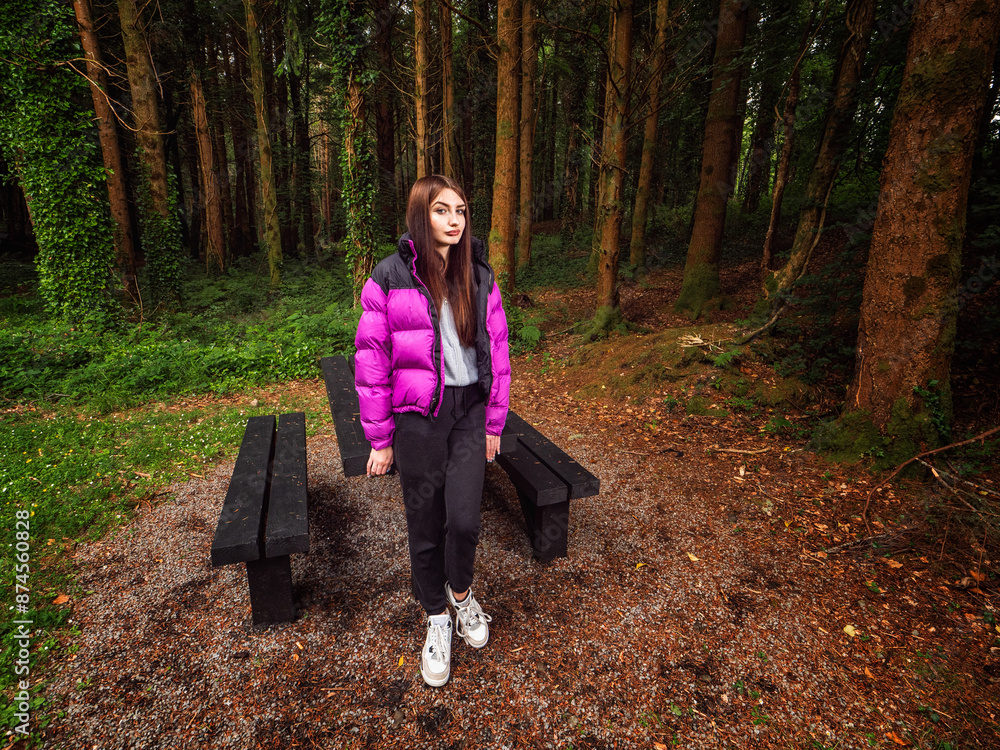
562, 324, 817, 420
515, 230, 593, 290
0, 256, 359, 411
0, 394, 330, 735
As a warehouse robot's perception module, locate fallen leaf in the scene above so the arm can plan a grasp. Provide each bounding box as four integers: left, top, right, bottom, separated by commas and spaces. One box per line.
636, 562, 647, 569
687, 552, 700, 562
971, 570, 987, 582
864, 666, 874, 679
884, 558, 903, 569
295, 641, 304, 650
886, 730, 908, 745
843, 625, 857, 637
654, 743, 669, 750
134, 471, 151, 479
52, 593, 69, 605
398, 655, 405, 667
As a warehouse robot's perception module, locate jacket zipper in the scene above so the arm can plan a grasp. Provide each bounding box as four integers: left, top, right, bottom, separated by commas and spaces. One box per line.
407, 240, 443, 415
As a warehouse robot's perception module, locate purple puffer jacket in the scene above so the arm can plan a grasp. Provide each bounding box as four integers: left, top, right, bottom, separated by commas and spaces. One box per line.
354, 233, 511, 450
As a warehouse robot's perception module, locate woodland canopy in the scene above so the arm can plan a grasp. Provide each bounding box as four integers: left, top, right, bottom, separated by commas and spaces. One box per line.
0, 0, 998, 458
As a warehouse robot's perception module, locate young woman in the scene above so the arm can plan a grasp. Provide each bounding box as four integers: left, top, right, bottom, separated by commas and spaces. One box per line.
354, 174, 511, 687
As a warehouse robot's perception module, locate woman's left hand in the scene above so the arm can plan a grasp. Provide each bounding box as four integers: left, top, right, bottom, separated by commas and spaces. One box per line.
486, 433, 500, 462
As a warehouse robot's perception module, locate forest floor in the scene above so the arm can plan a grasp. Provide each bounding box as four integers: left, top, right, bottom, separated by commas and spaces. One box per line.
30, 253, 1000, 750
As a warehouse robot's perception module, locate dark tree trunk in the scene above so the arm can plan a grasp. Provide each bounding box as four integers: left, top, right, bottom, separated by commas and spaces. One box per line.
489, 0, 520, 293
244, 0, 283, 287
764, 0, 877, 304
414, 0, 431, 179
629, 0, 671, 277
674, 0, 750, 316
74, 0, 137, 299
190, 66, 225, 273
845, 0, 1000, 455
741, 78, 778, 216
589, 0, 634, 334
516, 0, 537, 270
374, 0, 398, 231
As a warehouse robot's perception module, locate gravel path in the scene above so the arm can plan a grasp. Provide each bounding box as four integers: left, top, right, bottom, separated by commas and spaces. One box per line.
38, 382, 999, 749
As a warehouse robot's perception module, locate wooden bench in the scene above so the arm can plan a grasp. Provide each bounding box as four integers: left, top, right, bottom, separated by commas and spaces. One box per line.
321, 355, 599, 562
210, 412, 308, 624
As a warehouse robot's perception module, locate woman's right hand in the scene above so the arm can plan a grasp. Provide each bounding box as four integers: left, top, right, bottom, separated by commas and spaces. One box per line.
367, 446, 393, 476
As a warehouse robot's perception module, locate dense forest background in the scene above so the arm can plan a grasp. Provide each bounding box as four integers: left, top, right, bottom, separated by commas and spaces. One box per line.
0, 0, 998, 458
2, 1, 1000, 740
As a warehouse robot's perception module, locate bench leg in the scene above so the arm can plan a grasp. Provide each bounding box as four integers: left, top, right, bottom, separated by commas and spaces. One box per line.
245, 555, 296, 625
517, 492, 569, 562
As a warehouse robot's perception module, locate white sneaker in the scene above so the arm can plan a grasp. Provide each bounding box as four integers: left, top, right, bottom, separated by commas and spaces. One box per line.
421, 615, 452, 687
445, 583, 492, 649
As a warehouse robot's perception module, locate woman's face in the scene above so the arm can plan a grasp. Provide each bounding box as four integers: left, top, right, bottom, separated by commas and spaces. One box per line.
429, 188, 466, 258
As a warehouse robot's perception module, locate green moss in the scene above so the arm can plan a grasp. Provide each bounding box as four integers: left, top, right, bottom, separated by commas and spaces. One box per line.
686, 396, 728, 418
675, 263, 724, 318
885, 396, 940, 457
812, 396, 944, 469
579, 304, 627, 341
809, 410, 887, 465
895, 43, 988, 120
750, 376, 814, 408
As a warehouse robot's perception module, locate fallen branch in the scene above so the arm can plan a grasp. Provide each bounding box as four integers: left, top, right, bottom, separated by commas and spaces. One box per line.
823, 525, 920, 555
862, 424, 1000, 533
713, 446, 770, 455
920, 459, 1000, 520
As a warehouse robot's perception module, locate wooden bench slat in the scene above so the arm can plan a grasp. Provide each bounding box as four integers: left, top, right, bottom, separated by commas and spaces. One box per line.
495, 441, 568, 506
264, 412, 310, 558
321, 356, 374, 477
211, 415, 275, 567
504, 412, 601, 499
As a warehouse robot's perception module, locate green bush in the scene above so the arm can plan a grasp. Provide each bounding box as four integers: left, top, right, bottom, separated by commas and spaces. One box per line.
0, 258, 359, 410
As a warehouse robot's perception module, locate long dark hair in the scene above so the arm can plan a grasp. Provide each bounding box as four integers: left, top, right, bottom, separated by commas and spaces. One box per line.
406, 175, 476, 347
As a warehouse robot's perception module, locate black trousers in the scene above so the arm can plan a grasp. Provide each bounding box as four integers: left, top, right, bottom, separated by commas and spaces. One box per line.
393, 384, 487, 615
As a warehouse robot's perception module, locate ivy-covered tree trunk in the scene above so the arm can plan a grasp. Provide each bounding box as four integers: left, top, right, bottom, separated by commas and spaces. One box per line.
674, 0, 749, 317
414, 0, 431, 180
118, 0, 182, 302
588, 0, 633, 335
190, 66, 225, 274
628, 0, 670, 278
324, 0, 380, 301
489, 0, 520, 294
842, 0, 1000, 459
73, 0, 136, 301
515, 0, 537, 270
244, 0, 283, 289
763, 0, 876, 306
0, 0, 116, 320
